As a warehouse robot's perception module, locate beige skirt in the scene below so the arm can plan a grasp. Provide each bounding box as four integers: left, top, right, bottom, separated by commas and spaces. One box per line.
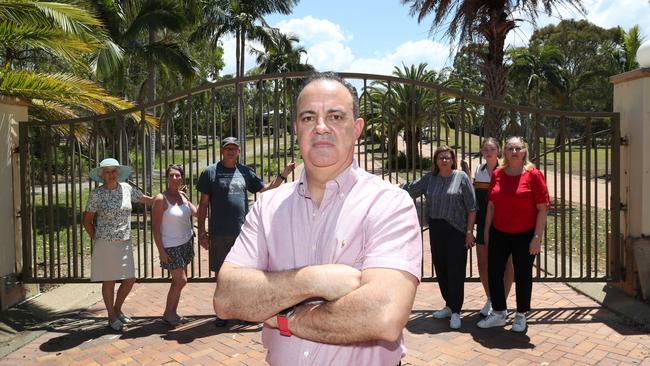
91, 239, 136, 281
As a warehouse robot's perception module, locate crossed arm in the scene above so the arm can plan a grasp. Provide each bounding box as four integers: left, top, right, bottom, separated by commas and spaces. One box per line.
214, 263, 418, 344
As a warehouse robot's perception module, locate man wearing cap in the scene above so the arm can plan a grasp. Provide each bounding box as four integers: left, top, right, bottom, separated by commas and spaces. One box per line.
197, 136, 295, 326
213, 72, 422, 365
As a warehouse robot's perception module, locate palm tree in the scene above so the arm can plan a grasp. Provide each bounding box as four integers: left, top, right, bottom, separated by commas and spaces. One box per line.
619, 25, 644, 72
88, 0, 198, 103
402, 0, 585, 139
508, 45, 564, 107
191, 0, 298, 139
88, 0, 198, 184
0, 0, 150, 128
363, 63, 463, 165
250, 31, 311, 74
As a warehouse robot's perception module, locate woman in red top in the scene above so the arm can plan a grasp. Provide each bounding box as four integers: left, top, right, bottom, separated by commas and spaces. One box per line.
477, 136, 549, 332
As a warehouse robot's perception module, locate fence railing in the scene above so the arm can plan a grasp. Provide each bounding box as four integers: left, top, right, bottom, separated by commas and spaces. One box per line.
19, 72, 621, 283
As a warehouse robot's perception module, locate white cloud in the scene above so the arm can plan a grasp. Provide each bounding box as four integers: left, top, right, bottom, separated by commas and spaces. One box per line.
220, 35, 263, 76
305, 40, 356, 71
275, 16, 351, 43
580, 0, 650, 32
272, 16, 452, 75
507, 0, 650, 48
349, 40, 451, 75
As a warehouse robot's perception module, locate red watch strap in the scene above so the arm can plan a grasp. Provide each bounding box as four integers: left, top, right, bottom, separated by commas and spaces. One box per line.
277, 315, 292, 337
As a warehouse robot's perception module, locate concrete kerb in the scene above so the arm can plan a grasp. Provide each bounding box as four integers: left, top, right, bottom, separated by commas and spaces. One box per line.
0, 283, 102, 359
566, 281, 650, 332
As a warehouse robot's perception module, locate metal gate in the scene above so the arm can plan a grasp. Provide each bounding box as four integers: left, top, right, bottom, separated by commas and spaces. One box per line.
18, 72, 621, 283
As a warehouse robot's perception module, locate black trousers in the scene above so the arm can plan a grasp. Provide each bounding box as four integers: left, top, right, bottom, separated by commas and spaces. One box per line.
488, 227, 536, 313
429, 218, 467, 313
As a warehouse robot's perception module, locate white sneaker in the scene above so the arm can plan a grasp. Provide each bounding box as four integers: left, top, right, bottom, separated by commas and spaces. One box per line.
511, 312, 527, 332
432, 306, 452, 319
450, 313, 461, 329
480, 300, 492, 317
477, 311, 506, 328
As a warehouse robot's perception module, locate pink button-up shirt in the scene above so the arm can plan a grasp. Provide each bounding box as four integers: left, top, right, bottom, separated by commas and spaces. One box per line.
226, 160, 422, 366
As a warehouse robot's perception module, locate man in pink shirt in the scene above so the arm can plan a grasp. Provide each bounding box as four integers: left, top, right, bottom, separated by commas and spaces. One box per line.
214, 72, 422, 365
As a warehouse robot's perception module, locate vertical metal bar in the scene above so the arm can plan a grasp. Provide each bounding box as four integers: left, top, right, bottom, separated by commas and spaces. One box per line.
555, 116, 567, 278
552, 122, 558, 278
534, 114, 542, 278
54, 135, 61, 278
363, 78, 369, 171
19, 124, 33, 280
568, 124, 573, 278
585, 117, 592, 278
604, 124, 611, 277
594, 124, 599, 278
579, 123, 584, 277
610, 114, 621, 280
542, 121, 548, 278
64, 137, 71, 277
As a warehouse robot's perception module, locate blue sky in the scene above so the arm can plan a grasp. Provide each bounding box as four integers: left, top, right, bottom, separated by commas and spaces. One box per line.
221, 0, 650, 76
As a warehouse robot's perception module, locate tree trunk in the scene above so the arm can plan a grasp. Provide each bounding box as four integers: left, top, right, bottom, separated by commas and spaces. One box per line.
146, 28, 157, 194
479, 11, 514, 141
405, 128, 420, 166
235, 28, 245, 154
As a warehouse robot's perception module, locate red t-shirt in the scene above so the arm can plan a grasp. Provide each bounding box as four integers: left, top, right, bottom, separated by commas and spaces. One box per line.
487, 168, 550, 233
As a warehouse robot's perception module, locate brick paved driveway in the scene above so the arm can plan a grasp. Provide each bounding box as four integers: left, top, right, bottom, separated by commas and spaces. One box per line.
1, 280, 649, 365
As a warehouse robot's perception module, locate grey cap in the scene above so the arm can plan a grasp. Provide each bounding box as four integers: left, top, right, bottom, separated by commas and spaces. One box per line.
222, 137, 240, 147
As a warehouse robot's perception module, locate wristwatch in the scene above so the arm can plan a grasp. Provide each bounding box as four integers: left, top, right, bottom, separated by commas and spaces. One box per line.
277, 173, 287, 182
277, 306, 296, 337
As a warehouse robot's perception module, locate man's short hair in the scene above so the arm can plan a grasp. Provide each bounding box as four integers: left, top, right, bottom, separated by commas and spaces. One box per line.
293, 71, 360, 120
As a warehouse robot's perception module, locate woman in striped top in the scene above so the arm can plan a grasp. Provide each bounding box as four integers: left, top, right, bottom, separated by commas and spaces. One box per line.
473, 138, 513, 317
403, 145, 477, 330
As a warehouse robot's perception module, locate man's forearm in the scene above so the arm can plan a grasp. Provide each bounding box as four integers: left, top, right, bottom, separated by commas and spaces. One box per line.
286, 269, 417, 344
214, 265, 317, 322
215, 263, 361, 322
197, 204, 208, 235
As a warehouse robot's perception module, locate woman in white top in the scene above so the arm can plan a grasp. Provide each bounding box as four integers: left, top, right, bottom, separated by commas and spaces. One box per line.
473, 138, 514, 317
152, 164, 197, 325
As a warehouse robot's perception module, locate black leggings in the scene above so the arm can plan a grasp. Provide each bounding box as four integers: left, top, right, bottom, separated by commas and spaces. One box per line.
488, 227, 536, 313
429, 218, 468, 313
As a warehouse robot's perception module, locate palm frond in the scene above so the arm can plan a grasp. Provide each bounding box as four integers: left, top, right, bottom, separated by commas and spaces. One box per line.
0, 70, 156, 126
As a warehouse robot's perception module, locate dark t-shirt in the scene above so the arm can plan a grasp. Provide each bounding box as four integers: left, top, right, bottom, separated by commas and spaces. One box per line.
196, 162, 265, 236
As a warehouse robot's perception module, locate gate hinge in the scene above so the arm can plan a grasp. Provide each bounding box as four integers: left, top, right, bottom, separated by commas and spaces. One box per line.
620, 136, 629, 146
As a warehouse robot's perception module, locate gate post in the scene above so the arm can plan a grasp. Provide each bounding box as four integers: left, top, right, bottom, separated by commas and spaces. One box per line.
610, 67, 650, 300
0, 97, 39, 310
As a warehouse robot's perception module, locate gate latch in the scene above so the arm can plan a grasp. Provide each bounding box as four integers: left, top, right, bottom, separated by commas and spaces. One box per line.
620, 136, 629, 146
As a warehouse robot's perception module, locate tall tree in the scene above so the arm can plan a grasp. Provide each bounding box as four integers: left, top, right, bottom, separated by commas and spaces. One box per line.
402, 0, 584, 139
88, 0, 198, 102
618, 25, 644, 72
0, 0, 150, 128
508, 45, 564, 107
363, 63, 464, 164
191, 0, 298, 139
529, 19, 619, 112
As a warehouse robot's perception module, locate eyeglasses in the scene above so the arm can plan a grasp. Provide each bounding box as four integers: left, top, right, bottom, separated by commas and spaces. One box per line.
103, 168, 118, 174
506, 147, 524, 152
437, 156, 453, 161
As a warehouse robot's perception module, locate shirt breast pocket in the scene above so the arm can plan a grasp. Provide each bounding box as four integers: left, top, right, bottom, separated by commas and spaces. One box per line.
334, 231, 365, 270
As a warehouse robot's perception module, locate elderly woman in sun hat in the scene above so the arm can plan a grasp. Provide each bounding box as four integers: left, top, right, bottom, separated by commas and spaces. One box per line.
82, 158, 153, 332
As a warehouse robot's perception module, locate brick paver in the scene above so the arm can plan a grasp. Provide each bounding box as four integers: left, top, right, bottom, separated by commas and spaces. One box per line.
1, 280, 649, 365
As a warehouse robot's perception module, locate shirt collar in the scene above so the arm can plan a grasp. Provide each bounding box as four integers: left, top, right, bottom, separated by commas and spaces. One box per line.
297, 159, 361, 200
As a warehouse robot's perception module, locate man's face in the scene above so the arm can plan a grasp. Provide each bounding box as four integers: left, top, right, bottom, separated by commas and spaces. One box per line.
221, 145, 240, 162
295, 80, 364, 171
